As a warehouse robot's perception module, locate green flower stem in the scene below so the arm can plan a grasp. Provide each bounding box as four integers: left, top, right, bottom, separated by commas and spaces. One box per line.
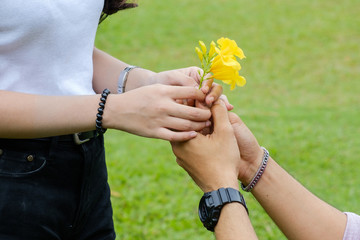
198, 54, 213, 89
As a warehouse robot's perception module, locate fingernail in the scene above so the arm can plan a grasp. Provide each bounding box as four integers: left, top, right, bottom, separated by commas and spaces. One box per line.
208, 96, 214, 103
214, 100, 223, 105
203, 86, 209, 93
190, 131, 197, 137
206, 121, 211, 127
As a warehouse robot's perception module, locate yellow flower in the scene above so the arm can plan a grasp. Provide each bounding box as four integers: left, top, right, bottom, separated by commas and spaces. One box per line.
195, 37, 246, 90
217, 37, 246, 59
195, 47, 203, 62
212, 54, 241, 69
218, 71, 246, 90
211, 55, 246, 90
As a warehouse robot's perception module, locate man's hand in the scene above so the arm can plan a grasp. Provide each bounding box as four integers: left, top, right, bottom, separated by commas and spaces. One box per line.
171, 101, 259, 240
228, 113, 264, 185
171, 100, 239, 192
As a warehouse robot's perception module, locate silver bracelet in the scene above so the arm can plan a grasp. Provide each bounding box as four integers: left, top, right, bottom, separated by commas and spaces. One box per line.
117, 65, 139, 94
241, 147, 269, 192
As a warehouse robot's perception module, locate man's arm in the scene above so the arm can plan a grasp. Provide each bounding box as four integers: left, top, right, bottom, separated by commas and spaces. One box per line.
171, 101, 258, 240
215, 203, 258, 240
251, 158, 347, 240
229, 113, 347, 240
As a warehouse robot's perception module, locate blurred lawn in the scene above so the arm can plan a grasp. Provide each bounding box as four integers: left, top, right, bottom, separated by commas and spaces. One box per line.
95, 0, 360, 239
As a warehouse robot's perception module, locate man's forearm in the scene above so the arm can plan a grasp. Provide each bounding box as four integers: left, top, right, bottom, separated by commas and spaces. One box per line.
215, 203, 258, 240
251, 158, 347, 240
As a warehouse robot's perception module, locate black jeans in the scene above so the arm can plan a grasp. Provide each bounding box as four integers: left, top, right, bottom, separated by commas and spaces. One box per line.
0, 134, 115, 240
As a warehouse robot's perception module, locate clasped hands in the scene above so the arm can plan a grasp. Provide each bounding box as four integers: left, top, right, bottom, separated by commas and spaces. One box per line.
105, 66, 231, 141
169, 76, 264, 193
134, 66, 264, 191
105, 65, 264, 190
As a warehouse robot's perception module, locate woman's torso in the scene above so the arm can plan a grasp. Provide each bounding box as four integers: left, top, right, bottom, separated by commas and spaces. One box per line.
0, 0, 104, 95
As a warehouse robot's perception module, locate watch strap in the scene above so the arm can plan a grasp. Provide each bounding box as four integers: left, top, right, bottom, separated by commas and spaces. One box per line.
199, 188, 248, 232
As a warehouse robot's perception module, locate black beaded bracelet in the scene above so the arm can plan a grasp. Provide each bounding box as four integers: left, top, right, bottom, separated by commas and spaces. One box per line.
96, 88, 111, 134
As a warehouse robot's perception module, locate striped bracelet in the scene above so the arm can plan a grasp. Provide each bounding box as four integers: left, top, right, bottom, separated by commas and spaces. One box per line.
241, 147, 269, 192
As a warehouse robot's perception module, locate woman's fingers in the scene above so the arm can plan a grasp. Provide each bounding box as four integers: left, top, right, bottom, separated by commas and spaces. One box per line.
164, 117, 211, 132
167, 103, 211, 122
165, 86, 206, 102
158, 128, 198, 142
153, 67, 203, 87
167, 71, 198, 87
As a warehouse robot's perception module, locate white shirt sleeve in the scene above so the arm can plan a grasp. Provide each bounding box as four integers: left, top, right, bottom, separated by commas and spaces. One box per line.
343, 212, 360, 240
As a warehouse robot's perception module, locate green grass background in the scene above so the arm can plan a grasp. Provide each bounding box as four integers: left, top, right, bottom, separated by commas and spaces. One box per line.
95, 0, 360, 239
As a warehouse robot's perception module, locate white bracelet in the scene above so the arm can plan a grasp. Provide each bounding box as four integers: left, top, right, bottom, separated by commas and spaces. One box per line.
241, 147, 269, 192
117, 65, 139, 94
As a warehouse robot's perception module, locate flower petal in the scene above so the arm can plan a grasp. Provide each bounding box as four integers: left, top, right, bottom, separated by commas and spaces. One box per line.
217, 37, 246, 59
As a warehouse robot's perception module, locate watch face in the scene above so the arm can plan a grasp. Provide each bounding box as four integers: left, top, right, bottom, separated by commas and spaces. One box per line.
198, 188, 247, 232
198, 196, 209, 222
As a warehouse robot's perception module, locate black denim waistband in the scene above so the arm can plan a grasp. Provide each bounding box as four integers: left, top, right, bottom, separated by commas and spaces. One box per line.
0, 130, 98, 147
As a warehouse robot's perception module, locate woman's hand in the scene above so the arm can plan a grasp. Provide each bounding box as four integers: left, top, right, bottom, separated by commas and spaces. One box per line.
171, 100, 239, 192
103, 84, 212, 141
92, 49, 232, 109
128, 67, 233, 110
154, 67, 233, 109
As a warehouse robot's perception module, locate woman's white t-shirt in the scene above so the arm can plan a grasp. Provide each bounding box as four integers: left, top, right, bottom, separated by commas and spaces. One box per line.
0, 0, 104, 95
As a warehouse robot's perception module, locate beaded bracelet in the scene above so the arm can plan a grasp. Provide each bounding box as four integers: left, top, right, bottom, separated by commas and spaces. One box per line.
96, 88, 111, 134
241, 147, 269, 192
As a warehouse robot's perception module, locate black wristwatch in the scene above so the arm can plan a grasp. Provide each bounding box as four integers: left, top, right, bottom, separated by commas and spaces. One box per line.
198, 187, 248, 232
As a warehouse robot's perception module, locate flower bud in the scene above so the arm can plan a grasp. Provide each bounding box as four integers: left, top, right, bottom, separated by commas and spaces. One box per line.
199, 41, 207, 55
195, 47, 203, 62
209, 41, 216, 58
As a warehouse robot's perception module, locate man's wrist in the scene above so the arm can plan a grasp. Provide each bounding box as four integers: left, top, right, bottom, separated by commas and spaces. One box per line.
239, 148, 265, 185
215, 202, 257, 239
201, 179, 239, 193
198, 187, 248, 232
241, 147, 270, 192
